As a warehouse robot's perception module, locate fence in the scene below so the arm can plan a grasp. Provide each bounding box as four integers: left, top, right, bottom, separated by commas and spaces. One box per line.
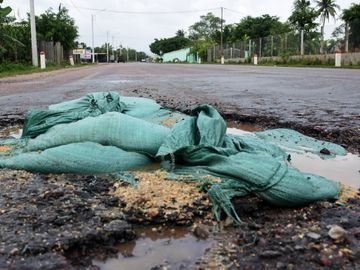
207, 30, 358, 63
38, 41, 64, 64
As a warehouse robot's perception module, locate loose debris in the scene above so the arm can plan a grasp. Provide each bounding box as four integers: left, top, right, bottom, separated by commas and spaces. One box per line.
111, 170, 214, 225
0, 170, 135, 270
196, 189, 360, 270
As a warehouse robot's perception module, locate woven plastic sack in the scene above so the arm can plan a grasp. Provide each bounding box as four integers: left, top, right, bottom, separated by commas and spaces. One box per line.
0, 142, 151, 174
22, 92, 125, 138
157, 105, 341, 222
25, 112, 170, 157
0, 94, 344, 223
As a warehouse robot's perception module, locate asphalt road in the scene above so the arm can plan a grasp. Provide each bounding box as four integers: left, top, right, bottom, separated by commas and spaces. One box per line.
0, 63, 359, 132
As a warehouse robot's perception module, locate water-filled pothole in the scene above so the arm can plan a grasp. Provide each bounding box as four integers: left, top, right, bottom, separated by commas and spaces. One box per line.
226, 127, 359, 189
92, 226, 212, 270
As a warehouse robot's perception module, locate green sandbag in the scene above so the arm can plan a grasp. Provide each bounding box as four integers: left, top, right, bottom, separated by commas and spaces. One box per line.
0, 93, 344, 223
0, 142, 151, 174
157, 105, 341, 222
22, 92, 125, 138
25, 112, 170, 157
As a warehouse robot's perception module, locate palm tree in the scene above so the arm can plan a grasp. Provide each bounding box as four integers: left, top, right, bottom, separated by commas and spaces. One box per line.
315, 0, 340, 54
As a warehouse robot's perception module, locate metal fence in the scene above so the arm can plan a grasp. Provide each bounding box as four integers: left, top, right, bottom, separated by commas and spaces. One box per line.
208, 30, 357, 62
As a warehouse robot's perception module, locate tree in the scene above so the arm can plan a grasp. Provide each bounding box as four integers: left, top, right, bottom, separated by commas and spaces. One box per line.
288, 0, 318, 32
175, 29, 185, 37
94, 43, 113, 53
0, 1, 27, 63
342, 3, 360, 50
36, 5, 78, 51
188, 12, 223, 41
149, 35, 191, 55
231, 15, 289, 40
315, 0, 340, 54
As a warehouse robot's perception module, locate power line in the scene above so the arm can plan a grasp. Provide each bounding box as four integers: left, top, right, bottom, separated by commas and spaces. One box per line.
71, 5, 220, 15
223, 7, 246, 15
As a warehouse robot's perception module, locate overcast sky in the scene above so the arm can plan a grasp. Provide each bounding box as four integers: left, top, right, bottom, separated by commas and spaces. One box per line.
9, 0, 356, 53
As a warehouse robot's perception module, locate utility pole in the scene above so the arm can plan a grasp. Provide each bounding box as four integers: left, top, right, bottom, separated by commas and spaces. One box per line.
220, 7, 224, 64
126, 48, 129, 62
300, 29, 304, 56
112, 36, 114, 60
106, 31, 109, 62
91, 14, 95, 63
29, 0, 38, 67
135, 51, 137, 62
345, 22, 349, 53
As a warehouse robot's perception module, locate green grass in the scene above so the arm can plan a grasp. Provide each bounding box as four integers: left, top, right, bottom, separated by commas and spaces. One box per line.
0, 62, 93, 78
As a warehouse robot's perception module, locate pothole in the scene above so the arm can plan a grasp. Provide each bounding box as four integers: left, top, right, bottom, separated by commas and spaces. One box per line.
92, 226, 213, 270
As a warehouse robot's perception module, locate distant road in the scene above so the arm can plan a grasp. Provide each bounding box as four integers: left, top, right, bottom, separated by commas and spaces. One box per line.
0, 63, 359, 132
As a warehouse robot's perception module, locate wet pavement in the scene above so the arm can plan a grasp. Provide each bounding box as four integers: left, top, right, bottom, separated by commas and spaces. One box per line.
0, 63, 359, 151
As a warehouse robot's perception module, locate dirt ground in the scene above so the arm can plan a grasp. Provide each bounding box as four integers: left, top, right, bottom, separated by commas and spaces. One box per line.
0, 64, 359, 269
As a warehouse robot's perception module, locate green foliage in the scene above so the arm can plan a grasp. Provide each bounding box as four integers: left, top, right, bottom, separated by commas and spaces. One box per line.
288, 0, 319, 31
0, 1, 28, 63
191, 39, 213, 61
94, 43, 113, 53
188, 12, 223, 41
149, 35, 191, 55
342, 3, 360, 49
36, 5, 78, 51
231, 15, 290, 42
315, 0, 340, 25
315, 0, 339, 53
0, 0, 11, 19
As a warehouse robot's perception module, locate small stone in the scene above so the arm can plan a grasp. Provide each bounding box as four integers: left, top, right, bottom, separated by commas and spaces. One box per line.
276, 262, 286, 269
192, 224, 210, 239
259, 250, 282, 258
257, 238, 267, 247
306, 232, 321, 240
328, 225, 347, 241
294, 245, 305, 251
9, 248, 19, 256
151, 227, 157, 232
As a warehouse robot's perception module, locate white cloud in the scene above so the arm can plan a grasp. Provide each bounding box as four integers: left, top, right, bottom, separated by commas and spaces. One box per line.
9, 0, 354, 53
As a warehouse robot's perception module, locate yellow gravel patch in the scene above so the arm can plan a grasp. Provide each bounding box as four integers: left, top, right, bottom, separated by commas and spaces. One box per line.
111, 170, 218, 224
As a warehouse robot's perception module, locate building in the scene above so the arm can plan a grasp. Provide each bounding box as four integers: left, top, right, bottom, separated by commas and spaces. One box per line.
162, 48, 197, 63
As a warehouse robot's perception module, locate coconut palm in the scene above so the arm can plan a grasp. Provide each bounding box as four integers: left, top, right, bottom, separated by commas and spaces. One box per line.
315, 0, 340, 54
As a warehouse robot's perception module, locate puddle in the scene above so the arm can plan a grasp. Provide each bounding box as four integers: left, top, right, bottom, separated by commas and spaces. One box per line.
92, 226, 212, 270
0, 126, 22, 139
227, 121, 262, 132
227, 127, 359, 189
290, 152, 360, 189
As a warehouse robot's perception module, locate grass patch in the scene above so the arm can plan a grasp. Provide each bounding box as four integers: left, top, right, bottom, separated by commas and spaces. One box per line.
0, 62, 93, 78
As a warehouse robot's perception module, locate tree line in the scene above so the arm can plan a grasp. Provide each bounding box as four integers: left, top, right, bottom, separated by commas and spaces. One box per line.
0, 1, 147, 66
149, 1, 360, 58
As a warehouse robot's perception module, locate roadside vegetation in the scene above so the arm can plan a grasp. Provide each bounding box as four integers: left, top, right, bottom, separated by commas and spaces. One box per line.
0, 62, 92, 78
0, 0, 147, 77
149, 1, 360, 63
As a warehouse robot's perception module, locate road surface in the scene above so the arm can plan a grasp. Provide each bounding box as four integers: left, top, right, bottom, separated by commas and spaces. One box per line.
0, 63, 359, 149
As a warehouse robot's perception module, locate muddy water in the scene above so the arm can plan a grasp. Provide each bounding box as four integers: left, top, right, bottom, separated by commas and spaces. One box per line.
92, 226, 212, 270
290, 152, 359, 188
226, 127, 360, 189
227, 121, 262, 132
